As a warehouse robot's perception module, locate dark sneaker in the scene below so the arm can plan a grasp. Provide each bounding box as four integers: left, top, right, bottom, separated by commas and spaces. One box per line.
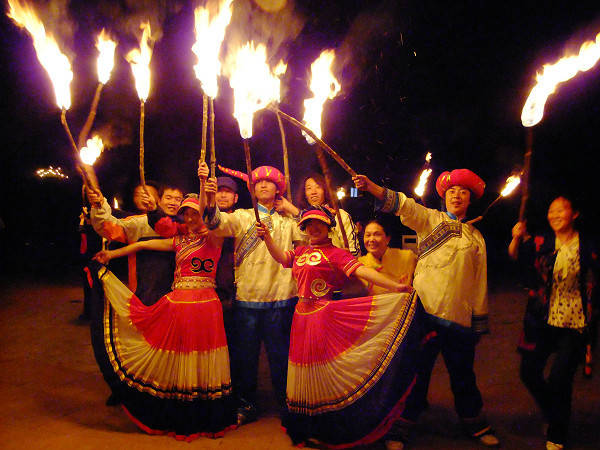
236, 399, 257, 426
105, 393, 121, 406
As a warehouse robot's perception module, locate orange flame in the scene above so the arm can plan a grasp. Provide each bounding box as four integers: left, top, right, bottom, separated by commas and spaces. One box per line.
126, 22, 153, 101
522, 32, 600, 127
96, 29, 116, 84
192, 0, 233, 99
226, 42, 283, 139
500, 174, 521, 197
302, 50, 341, 144
7, 0, 73, 110
414, 168, 432, 197
79, 135, 104, 165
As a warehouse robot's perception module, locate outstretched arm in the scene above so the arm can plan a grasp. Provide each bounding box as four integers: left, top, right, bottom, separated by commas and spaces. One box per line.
353, 174, 386, 200
355, 265, 413, 293
93, 238, 174, 264
256, 222, 288, 265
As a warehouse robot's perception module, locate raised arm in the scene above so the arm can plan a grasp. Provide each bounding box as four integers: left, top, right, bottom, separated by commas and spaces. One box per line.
256, 222, 288, 266
275, 196, 300, 217
354, 265, 413, 293
508, 221, 527, 260
353, 174, 386, 200
93, 238, 174, 264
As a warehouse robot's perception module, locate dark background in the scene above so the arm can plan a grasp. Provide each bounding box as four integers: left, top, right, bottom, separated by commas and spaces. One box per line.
1, 0, 599, 281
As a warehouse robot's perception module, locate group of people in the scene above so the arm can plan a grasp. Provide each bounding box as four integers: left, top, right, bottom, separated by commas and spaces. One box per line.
79, 160, 597, 450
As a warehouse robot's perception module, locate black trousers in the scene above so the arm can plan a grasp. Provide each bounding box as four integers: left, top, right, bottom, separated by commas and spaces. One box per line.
520, 325, 584, 445
404, 317, 485, 423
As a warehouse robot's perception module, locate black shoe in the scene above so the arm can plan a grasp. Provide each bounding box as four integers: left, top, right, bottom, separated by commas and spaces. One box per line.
105, 393, 121, 406
236, 399, 257, 426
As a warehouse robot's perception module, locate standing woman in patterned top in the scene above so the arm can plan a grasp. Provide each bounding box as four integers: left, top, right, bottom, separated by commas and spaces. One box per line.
509, 195, 598, 450
256, 207, 422, 448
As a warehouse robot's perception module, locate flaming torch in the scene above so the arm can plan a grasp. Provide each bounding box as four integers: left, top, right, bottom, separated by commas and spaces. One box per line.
468, 174, 521, 224
126, 22, 153, 189
226, 42, 282, 221
192, 0, 233, 179
297, 49, 349, 248
78, 30, 116, 149
269, 50, 356, 177
520, 32, 600, 220
272, 61, 292, 201
414, 152, 433, 205
79, 135, 104, 166
5, 1, 98, 188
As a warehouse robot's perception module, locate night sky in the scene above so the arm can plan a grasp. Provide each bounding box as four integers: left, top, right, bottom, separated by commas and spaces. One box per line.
1, 0, 600, 278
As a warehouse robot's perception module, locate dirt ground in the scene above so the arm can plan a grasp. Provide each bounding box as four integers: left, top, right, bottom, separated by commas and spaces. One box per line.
0, 277, 598, 449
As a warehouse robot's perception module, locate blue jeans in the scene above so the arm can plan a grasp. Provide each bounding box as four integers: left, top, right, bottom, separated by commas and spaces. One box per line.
232, 301, 296, 412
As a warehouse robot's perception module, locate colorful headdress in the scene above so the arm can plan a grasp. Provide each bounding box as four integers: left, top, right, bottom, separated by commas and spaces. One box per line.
298, 206, 336, 230
177, 195, 200, 213
218, 164, 286, 194
435, 169, 485, 199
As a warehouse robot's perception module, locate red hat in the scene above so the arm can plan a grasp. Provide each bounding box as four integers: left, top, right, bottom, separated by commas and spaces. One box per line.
436, 169, 485, 199
298, 208, 334, 230
177, 196, 200, 213
218, 164, 286, 194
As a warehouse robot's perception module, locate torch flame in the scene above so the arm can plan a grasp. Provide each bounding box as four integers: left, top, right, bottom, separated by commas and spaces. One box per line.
522, 32, 600, 127
500, 175, 521, 197
227, 42, 283, 139
192, 0, 233, 99
113, 197, 119, 210
126, 22, 153, 101
273, 60, 287, 77
96, 29, 117, 84
302, 50, 341, 144
79, 135, 104, 165
425, 152, 432, 163
414, 168, 433, 197
7, 0, 73, 110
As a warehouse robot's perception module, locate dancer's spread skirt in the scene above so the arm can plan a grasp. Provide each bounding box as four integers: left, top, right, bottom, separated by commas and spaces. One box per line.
284, 291, 423, 448
92, 267, 236, 441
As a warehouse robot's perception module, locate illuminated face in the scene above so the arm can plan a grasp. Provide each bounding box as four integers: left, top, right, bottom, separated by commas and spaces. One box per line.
445, 185, 471, 219
547, 197, 578, 234
363, 222, 391, 260
132, 184, 158, 212
255, 179, 278, 204
159, 188, 183, 216
183, 207, 202, 232
216, 187, 238, 212
304, 219, 330, 244
305, 178, 325, 206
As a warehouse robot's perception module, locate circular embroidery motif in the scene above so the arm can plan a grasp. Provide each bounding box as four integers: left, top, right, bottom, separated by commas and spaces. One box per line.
297, 251, 323, 267
310, 278, 329, 297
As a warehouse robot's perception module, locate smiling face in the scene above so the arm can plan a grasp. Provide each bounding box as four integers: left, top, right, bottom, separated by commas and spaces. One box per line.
445, 185, 471, 219
547, 196, 578, 235
363, 221, 391, 260
305, 177, 326, 206
216, 187, 238, 212
304, 219, 330, 244
158, 188, 184, 216
254, 179, 278, 204
183, 207, 203, 232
